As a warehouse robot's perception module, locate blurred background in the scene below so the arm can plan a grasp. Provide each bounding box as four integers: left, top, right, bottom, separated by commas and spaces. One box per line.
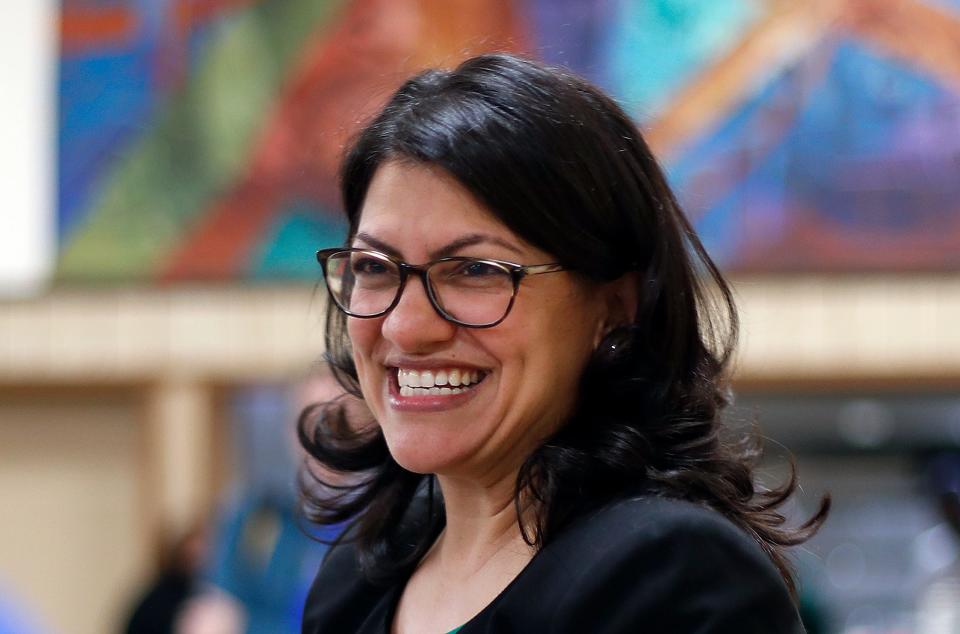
1, 0, 959, 632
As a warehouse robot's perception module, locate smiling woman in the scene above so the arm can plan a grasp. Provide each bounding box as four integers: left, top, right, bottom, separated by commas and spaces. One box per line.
299, 53, 828, 634
335, 161, 611, 481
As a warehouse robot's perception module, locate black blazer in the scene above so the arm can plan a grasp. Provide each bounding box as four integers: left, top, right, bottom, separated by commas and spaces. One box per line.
303, 495, 805, 633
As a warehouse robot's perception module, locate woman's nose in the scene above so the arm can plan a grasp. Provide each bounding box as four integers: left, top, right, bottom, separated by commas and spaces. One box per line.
380, 275, 457, 351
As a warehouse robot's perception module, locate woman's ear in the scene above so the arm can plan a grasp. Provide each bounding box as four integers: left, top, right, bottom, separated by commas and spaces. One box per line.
593, 272, 641, 347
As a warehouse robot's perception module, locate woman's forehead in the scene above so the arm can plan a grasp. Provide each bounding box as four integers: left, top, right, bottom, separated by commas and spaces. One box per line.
360, 161, 491, 220
355, 161, 543, 258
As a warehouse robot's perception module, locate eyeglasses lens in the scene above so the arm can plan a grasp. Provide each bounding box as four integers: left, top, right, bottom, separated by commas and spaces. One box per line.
323, 251, 515, 326
325, 251, 399, 316
428, 259, 514, 326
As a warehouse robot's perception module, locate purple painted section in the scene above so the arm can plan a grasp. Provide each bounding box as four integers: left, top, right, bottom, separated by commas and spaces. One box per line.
670, 39, 960, 270
521, 0, 616, 83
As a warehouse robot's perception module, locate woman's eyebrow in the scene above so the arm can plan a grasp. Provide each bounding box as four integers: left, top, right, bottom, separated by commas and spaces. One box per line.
432, 234, 523, 258
352, 232, 401, 257
353, 232, 523, 260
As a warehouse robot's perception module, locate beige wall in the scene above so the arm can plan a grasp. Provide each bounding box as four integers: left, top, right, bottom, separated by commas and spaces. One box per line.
0, 389, 149, 634
2, 280, 957, 386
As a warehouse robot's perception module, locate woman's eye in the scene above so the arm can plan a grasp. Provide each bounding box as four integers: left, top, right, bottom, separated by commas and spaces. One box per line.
351, 257, 390, 276
459, 261, 502, 277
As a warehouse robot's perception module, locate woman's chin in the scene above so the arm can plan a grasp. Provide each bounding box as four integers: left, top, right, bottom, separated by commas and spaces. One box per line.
383, 434, 474, 475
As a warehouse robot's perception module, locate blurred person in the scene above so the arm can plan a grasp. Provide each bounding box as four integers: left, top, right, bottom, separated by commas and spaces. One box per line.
916, 452, 960, 634
176, 588, 245, 634
202, 370, 356, 634
122, 522, 209, 634
204, 495, 319, 634
300, 53, 829, 633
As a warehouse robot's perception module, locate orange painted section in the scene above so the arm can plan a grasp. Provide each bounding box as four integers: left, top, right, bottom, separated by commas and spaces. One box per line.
646, 1, 839, 159
842, 0, 960, 91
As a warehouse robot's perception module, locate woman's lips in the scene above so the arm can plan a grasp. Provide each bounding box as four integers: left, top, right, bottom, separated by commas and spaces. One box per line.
387, 366, 487, 412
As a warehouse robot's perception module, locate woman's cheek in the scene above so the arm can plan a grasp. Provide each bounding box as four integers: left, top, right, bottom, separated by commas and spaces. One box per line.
346, 320, 379, 400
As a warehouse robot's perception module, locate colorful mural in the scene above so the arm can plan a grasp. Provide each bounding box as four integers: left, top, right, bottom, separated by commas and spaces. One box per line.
57, 0, 960, 281
661, 0, 960, 271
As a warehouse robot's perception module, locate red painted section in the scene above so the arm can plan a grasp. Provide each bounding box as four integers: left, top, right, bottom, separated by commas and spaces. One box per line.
61, 6, 138, 52
738, 205, 960, 271
173, 0, 263, 34
160, 179, 279, 281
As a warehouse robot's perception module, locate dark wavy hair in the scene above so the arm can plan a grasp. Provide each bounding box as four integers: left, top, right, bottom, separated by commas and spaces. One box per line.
299, 52, 828, 595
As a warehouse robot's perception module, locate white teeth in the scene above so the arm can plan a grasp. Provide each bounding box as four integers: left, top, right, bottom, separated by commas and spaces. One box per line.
397, 386, 466, 397
398, 369, 424, 387
396, 367, 485, 395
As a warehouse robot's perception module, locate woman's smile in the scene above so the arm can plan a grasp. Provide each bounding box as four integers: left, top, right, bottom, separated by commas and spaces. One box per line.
387, 364, 489, 411
346, 160, 608, 477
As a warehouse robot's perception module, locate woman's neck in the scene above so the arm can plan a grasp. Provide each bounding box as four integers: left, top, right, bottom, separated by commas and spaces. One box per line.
390, 471, 537, 634
429, 471, 534, 581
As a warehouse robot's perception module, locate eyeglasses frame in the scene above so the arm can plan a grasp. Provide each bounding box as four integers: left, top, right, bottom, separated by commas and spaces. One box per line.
316, 247, 566, 328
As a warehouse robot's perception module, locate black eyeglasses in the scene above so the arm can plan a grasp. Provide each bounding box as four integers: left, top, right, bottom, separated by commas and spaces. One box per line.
316, 248, 566, 328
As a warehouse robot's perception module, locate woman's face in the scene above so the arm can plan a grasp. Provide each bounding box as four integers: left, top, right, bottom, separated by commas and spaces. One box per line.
347, 161, 611, 481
